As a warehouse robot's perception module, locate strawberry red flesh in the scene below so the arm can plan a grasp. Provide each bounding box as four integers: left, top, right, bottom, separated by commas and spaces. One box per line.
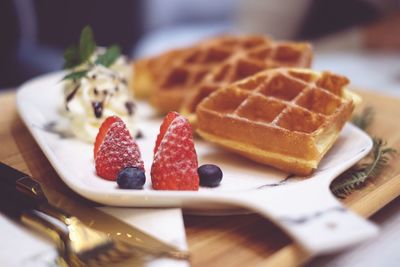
151, 115, 199, 190
153, 111, 179, 154
95, 117, 144, 180
94, 116, 121, 159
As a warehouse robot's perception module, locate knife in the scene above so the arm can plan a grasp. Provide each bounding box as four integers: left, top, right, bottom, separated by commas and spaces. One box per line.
0, 162, 189, 260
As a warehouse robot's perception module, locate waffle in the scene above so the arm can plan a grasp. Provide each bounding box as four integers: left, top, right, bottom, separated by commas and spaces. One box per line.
196, 68, 361, 176
132, 35, 313, 115
132, 49, 184, 99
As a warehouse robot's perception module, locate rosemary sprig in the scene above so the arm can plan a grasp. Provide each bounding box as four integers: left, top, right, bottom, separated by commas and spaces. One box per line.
330, 107, 397, 198
331, 138, 396, 198
351, 107, 374, 131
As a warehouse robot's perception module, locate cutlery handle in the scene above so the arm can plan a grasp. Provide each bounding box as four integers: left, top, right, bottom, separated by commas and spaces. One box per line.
0, 162, 47, 201
0, 163, 73, 220
234, 183, 378, 255
0, 162, 30, 186
0, 185, 39, 218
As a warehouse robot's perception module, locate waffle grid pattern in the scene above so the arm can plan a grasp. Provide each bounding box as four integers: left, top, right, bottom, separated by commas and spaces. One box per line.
139, 35, 312, 114
202, 69, 349, 135
196, 68, 355, 175
181, 37, 313, 113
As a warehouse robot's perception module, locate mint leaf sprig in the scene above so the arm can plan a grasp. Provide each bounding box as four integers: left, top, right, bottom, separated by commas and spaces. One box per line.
330, 107, 397, 198
62, 26, 121, 81
96, 45, 121, 67
63, 26, 96, 69
61, 70, 89, 81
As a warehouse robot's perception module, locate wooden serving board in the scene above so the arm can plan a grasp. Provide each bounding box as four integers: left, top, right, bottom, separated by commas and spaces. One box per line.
1, 89, 400, 267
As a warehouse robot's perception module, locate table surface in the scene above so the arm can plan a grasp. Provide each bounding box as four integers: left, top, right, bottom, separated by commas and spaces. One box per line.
1, 88, 399, 267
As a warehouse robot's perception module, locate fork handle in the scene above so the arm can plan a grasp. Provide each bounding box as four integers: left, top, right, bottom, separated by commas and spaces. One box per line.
20, 210, 67, 248
20, 210, 74, 266
0, 185, 68, 235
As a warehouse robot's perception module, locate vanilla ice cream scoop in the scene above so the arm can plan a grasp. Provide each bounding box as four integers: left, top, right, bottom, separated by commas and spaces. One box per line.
62, 58, 138, 143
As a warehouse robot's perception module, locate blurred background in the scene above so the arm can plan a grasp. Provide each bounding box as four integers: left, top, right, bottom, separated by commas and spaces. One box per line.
1, 0, 399, 94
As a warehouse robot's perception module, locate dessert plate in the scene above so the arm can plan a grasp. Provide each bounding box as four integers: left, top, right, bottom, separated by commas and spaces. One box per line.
17, 72, 378, 255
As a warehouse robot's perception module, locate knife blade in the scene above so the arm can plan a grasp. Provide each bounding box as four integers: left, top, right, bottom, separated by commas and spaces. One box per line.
0, 162, 189, 259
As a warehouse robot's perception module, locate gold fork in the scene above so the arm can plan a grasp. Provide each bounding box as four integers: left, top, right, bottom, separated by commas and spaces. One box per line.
22, 202, 189, 265
21, 208, 144, 266
0, 162, 190, 264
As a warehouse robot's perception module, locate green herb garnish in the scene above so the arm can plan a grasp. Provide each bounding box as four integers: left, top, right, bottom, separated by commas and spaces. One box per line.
63, 45, 81, 69
351, 107, 374, 131
330, 107, 397, 198
78, 26, 96, 64
95, 45, 121, 67
62, 25, 122, 81
63, 26, 96, 69
61, 70, 89, 81
331, 138, 396, 198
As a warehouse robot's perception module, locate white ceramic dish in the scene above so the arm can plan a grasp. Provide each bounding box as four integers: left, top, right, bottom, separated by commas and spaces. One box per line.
16, 71, 378, 255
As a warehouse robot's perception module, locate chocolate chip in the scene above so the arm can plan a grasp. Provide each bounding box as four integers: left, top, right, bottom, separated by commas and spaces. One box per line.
92, 101, 103, 118
125, 101, 136, 115
65, 85, 80, 111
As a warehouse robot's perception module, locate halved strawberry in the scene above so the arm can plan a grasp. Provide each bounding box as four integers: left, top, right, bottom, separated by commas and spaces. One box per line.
94, 116, 121, 159
151, 114, 199, 190
95, 116, 144, 180
153, 111, 179, 154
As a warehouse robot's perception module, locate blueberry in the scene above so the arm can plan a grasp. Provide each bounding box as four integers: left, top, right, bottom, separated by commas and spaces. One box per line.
117, 167, 146, 189
198, 164, 223, 187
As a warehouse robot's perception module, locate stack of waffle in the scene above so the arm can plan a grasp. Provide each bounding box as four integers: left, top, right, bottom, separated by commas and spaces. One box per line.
132, 35, 360, 175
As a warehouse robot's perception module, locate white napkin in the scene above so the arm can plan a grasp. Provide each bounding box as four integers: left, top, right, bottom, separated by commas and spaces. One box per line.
0, 215, 57, 267
0, 208, 188, 267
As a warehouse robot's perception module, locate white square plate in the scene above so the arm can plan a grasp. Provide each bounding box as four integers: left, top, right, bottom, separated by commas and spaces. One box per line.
16, 72, 372, 213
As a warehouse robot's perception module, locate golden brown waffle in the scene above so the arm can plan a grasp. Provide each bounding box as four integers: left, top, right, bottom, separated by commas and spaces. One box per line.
196, 68, 361, 176
132, 49, 184, 99
132, 35, 313, 114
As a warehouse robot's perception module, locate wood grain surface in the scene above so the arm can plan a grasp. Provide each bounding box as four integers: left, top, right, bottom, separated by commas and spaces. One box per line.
1, 89, 399, 267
